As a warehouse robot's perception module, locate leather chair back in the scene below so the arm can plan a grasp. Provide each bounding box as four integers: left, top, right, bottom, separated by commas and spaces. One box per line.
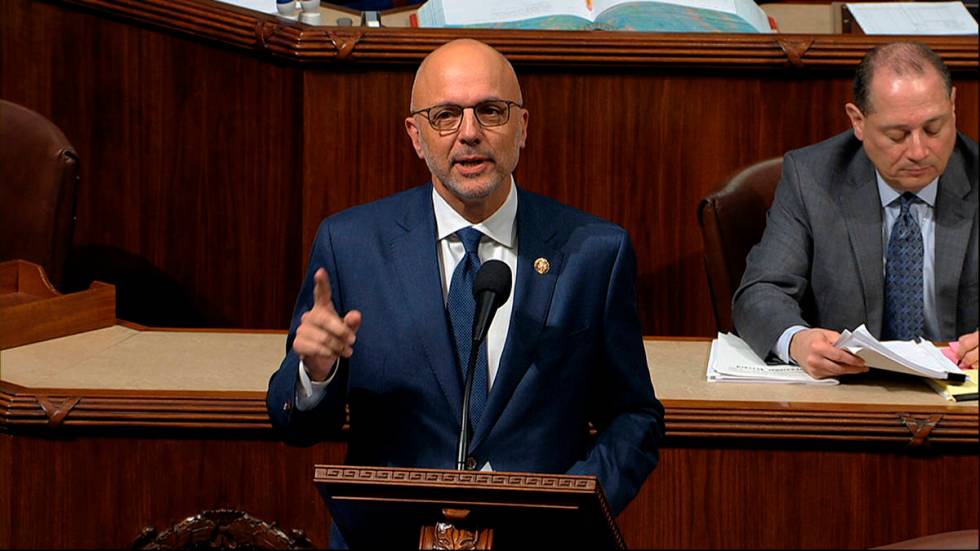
0, 99, 79, 288
698, 157, 782, 333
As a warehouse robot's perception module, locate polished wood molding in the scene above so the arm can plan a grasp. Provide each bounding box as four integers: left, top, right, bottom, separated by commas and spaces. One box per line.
4, 379, 975, 448
0, 382, 269, 431
59, 0, 979, 69
0, 260, 115, 350
663, 404, 979, 446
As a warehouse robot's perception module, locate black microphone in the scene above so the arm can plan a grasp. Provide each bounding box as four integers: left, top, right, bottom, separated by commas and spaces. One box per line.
456, 259, 512, 470
471, 259, 512, 344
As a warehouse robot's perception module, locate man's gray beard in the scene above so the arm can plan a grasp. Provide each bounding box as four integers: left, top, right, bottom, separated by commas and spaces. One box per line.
438, 173, 501, 201
421, 148, 501, 201
419, 132, 521, 202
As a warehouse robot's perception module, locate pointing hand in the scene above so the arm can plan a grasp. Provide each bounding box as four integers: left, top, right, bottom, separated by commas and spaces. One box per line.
292, 268, 362, 381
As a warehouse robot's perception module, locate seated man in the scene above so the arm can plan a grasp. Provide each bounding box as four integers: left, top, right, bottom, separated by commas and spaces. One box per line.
733, 41, 978, 379
266, 39, 664, 543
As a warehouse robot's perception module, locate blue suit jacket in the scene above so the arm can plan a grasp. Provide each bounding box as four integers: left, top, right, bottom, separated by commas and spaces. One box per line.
267, 184, 664, 516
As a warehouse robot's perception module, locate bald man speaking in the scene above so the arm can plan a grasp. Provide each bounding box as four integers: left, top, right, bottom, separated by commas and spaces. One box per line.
266, 39, 663, 545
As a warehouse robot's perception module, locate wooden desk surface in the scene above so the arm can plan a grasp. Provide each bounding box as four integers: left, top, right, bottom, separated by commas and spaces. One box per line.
1, 326, 972, 404
2, 327, 974, 444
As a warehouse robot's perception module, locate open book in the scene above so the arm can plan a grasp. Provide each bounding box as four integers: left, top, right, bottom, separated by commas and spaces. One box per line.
707, 332, 838, 385
415, 0, 774, 33
834, 325, 966, 381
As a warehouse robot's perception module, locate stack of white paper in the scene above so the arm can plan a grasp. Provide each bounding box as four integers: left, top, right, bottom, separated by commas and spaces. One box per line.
707, 333, 839, 385
214, 0, 277, 14
834, 324, 964, 381
846, 2, 978, 36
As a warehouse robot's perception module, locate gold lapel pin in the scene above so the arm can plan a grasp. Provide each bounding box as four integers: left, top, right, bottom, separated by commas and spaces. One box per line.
534, 257, 550, 275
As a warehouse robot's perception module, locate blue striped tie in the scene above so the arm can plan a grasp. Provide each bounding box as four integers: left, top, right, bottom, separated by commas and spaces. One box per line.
447, 228, 488, 432
883, 193, 924, 340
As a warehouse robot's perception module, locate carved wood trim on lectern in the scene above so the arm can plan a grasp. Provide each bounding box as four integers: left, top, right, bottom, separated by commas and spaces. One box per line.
433, 522, 478, 550
313, 465, 598, 491
418, 509, 494, 550
317, 466, 622, 549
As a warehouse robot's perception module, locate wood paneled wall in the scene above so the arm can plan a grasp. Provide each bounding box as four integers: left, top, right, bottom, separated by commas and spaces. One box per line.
1, 0, 977, 336
3, 1, 307, 328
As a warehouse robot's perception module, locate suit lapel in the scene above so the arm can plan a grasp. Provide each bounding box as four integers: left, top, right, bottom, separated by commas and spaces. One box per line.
835, 151, 885, 335
933, 153, 973, 338
389, 186, 463, 426
469, 190, 563, 452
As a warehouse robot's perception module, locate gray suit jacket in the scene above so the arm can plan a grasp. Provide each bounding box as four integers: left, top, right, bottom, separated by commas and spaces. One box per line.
733, 130, 979, 360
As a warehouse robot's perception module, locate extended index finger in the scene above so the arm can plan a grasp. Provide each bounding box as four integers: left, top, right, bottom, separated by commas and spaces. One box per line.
313, 268, 334, 310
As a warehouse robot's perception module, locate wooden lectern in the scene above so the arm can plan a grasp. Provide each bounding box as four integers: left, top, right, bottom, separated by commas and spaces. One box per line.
314, 465, 625, 549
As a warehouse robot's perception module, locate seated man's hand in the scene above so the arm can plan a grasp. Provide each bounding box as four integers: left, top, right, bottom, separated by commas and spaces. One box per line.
292, 268, 362, 381
954, 330, 979, 369
789, 328, 868, 379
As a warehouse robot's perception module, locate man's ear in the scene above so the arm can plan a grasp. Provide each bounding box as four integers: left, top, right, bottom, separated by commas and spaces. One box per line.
404, 116, 425, 159
844, 103, 865, 141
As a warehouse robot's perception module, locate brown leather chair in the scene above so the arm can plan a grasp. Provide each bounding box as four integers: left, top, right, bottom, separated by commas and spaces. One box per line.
697, 157, 782, 333
0, 99, 79, 289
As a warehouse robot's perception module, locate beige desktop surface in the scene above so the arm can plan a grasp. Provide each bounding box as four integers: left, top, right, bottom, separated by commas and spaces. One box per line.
0, 325, 284, 392
646, 339, 975, 408
0, 327, 975, 408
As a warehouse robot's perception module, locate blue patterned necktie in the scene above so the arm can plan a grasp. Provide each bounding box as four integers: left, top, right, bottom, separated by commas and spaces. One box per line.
883, 192, 924, 341
447, 227, 488, 432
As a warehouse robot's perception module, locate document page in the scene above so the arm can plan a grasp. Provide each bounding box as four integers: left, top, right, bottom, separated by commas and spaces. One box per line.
707, 333, 838, 385
214, 0, 276, 14
847, 2, 978, 35
424, 0, 592, 25
835, 325, 964, 380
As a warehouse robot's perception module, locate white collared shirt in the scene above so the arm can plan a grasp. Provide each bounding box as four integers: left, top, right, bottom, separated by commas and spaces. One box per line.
432, 180, 518, 390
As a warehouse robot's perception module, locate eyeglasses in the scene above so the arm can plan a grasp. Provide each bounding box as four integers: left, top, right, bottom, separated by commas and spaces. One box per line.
411, 100, 523, 132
